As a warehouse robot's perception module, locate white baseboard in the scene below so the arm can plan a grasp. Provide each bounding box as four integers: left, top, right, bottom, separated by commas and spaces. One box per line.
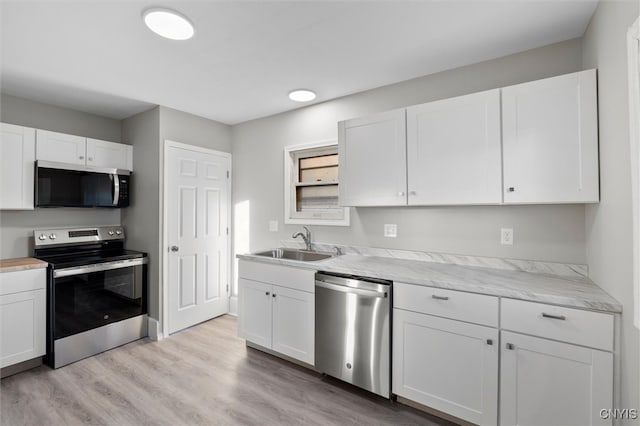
147, 317, 164, 341
229, 296, 238, 316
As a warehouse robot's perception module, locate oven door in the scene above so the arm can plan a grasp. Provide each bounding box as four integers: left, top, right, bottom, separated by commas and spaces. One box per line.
52, 258, 147, 339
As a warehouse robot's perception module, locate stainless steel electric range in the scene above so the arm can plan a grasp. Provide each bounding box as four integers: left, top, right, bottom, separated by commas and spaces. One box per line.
33, 226, 148, 368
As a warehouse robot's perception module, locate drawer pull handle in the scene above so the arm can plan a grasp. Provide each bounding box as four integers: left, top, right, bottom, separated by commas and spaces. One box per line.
265, 292, 270, 296
432, 295, 449, 301
542, 313, 566, 321
486, 339, 493, 345
506, 343, 515, 350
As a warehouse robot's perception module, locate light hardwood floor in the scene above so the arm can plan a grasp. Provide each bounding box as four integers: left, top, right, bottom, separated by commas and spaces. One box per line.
1, 315, 454, 426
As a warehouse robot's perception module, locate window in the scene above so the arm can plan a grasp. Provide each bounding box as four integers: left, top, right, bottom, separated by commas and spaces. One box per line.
284, 140, 350, 226
628, 16, 640, 329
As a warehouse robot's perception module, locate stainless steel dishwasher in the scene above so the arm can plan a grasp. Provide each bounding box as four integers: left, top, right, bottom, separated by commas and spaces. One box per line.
315, 272, 392, 398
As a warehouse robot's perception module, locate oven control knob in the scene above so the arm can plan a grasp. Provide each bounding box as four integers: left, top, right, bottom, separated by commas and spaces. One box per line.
115, 229, 122, 235
38, 234, 46, 241
108, 230, 115, 236
49, 234, 57, 240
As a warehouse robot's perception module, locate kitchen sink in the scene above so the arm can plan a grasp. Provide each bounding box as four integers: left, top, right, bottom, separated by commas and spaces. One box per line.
254, 248, 333, 262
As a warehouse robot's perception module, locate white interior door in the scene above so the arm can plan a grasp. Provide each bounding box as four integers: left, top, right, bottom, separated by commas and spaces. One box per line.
167, 143, 230, 334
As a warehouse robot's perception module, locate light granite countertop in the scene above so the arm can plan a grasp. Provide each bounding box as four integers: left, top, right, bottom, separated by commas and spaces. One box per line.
0, 257, 48, 273
237, 253, 622, 313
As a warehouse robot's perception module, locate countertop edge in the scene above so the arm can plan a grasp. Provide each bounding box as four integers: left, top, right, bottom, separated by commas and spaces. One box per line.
0, 257, 49, 273
236, 254, 622, 314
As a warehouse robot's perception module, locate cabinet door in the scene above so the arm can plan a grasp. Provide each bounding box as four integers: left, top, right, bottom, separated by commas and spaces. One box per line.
502, 69, 599, 203
237, 278, 272, 348
393, 309, 498, 425
338, 109, 407, 206
0, 288, 46, 368
36, 129, 86, 165
86, 138, 133, 171
500, 331, 613, 426
271, 285, 314, 365
0, 123, 35, 210
407, 89, 502, 205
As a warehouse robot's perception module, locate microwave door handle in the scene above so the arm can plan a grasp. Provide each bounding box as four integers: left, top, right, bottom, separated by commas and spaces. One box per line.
112, 174, 120, 206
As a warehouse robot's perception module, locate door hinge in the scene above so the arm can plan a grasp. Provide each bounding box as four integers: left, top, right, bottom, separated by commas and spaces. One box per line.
226, 284, 229, 293
226, 227, 229, 235
226, 170, 230, 178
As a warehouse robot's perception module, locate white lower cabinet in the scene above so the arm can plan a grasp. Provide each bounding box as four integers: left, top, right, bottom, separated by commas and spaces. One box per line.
237, 261, 315, 365
500, 331, 613, 426
238, 278, 272, 348
393, 308, 498, 425
0, 269, 46, 368
392, 287, 616, 426
271, 285, 314, 363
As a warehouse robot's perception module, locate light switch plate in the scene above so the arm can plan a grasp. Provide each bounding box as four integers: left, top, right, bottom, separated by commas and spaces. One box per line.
501, 228, 514, 245
384, 224, 397, 238
269, 220, 278, 232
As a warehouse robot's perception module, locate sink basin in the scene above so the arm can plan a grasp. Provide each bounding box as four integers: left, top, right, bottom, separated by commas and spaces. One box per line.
254, 248, 333, 262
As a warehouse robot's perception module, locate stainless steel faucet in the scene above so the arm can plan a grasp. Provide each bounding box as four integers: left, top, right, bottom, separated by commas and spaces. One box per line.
292, 226, 312, 251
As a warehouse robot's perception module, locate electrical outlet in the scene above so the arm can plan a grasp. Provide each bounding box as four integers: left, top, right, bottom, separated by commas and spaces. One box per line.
384, 224, 398, 238
268, 220, 278, 232
501, 228, 514, 245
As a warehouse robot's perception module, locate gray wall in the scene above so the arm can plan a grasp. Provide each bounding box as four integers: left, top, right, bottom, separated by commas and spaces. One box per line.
159, 106, 232, 154
121, 107, 161, 319
0, 95, 123, 258
1, 94, 122, 142
582, 0, 640, 413
122, 106, 231, 320
231, 38, 587, 265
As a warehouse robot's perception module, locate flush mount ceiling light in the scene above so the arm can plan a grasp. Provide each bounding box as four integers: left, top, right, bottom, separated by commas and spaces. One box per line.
288, 89, 317, 102
143, 8, 194, 40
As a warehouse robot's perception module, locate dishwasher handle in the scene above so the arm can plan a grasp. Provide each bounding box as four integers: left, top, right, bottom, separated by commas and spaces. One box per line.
315, 280, 388, 298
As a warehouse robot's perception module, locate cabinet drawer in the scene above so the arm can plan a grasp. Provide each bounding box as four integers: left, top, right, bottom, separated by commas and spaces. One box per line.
501, 298, 614, 351
0, 269, 46, 296
394, 282, 498, 327
238, 260, 315, 293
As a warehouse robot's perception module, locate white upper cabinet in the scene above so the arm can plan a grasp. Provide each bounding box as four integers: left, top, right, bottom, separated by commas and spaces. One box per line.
407, 89, 502, 205
0, 123, 36, 210
337, 69, 599, 207
338, 109, 407, 206
35, 129, 86, 165
86, 138, 132, 170
36, 130, 133, 171
502, 69, 599, 204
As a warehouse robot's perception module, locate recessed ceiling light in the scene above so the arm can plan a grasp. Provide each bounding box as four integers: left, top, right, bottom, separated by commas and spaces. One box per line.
143, 8, 194, 41
288, 89, 317, 102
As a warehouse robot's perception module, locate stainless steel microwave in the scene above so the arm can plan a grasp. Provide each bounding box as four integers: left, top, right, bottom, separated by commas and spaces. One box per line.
35, 161, 130, 208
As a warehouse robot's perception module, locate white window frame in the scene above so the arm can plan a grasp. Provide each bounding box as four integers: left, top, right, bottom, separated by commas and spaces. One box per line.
284, 139, 350, 226
628, 16, 640, 329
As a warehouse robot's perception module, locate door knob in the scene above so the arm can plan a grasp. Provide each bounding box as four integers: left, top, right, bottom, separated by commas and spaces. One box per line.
170, 245, 179, 252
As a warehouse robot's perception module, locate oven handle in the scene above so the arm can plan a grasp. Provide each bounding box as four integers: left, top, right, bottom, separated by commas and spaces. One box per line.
54, 258, 148, 278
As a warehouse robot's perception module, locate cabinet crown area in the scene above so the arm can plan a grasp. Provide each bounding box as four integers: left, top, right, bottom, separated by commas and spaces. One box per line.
338, 69, 599, 207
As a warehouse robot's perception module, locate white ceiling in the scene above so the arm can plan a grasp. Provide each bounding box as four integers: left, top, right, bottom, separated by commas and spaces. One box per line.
1, 0, 598, 125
